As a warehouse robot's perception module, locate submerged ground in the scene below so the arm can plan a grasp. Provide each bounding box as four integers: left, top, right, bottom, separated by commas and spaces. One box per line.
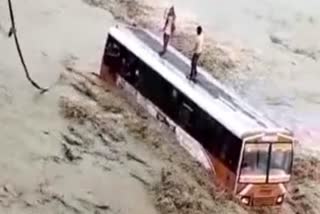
0, 0, 320, 213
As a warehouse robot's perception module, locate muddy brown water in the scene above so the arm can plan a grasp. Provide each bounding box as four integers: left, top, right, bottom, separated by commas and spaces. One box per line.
1, 0, 320, 213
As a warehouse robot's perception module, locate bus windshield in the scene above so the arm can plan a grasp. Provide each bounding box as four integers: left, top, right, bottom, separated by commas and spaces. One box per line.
268, 143, 292, 182
239, 143, 292, 183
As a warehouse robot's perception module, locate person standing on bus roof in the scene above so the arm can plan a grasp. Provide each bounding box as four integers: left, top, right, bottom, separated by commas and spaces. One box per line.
188, 26, 204, 81
159, 6, 176, 56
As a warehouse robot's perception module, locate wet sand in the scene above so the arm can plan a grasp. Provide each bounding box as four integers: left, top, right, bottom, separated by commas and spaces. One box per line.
1, 0, 320, 213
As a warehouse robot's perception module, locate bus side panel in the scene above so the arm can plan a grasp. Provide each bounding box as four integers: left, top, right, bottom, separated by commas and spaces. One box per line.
99, 34, 241, 194
211, 155, 236, 190
115, 74, 214, 171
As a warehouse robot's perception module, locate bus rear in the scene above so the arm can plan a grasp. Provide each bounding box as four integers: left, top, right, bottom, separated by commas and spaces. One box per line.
235, 132, 294, 206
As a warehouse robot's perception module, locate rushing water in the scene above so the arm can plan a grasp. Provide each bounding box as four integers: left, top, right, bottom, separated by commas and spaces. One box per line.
0, 0, 318, 213
172, 0, 320, 150
0, 1, 161, 213
1, 0, 319, 153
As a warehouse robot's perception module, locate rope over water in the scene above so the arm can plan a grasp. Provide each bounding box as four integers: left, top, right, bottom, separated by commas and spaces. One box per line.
7, 0, 48, 94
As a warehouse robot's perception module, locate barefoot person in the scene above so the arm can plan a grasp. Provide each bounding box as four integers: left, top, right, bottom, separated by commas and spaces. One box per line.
159, 6, 176, 56
189, 26, 204, 81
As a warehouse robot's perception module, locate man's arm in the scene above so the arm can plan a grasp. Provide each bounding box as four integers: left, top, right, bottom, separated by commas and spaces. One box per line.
162, 8, 169, 31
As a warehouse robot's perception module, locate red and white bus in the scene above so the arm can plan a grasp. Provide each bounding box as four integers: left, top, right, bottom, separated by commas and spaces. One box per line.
99, 25, 295, 207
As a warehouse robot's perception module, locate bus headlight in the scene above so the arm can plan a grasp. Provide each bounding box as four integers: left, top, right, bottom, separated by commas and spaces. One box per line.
241, 196, 251, 205
276, 195, 284, 204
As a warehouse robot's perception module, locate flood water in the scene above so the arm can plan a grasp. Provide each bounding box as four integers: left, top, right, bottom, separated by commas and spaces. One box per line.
173, 0, 320, 150
1, 0, 319, 153
0, 0, 113, 157
0, 0, 319, 213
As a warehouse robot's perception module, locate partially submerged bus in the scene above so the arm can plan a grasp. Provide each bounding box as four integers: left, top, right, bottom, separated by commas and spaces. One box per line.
99, 25, 295, 207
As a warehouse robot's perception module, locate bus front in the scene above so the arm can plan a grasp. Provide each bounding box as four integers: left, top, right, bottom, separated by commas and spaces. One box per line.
236, 133, 294, 206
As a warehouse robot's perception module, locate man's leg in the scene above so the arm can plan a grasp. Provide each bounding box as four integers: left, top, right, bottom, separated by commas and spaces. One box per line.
164, 33, 170, 53
189, 53, 198, 80
193, 53, 200, 78
189, 54, 195, 79
160, 33, 170, 56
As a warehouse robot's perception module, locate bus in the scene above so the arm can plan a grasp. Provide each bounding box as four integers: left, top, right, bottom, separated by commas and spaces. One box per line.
98, 25, 295, 207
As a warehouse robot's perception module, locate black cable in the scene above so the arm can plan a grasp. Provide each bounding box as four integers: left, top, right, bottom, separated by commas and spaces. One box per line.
7, 0, 48, 94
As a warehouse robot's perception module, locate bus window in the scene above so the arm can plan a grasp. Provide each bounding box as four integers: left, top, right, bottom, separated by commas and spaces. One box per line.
240, 143, 270, 183
165, 88, 180, 119
104, 37, 121, 66
106, 41, 120, 57
122, 52, 140, 85
268, 143, 292, 182
192, 110, 212, 151
158, 80, 175, 116
172, 89, 178, 100
179, 102, 194, 130
134, 62, 151, 96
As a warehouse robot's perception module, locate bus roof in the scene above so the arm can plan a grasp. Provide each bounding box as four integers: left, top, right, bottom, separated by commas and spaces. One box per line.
108, 25, 292, 138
